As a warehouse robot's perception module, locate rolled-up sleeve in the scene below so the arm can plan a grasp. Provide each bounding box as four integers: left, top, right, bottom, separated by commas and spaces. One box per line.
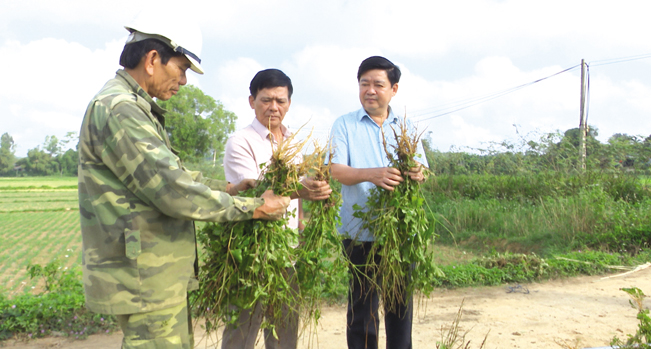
99, 101, 262, 222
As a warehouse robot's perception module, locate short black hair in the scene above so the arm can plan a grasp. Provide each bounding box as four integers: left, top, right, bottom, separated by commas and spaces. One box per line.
357, 56, 401, 86
119, 38, 183, 69
249, 69, 293, 99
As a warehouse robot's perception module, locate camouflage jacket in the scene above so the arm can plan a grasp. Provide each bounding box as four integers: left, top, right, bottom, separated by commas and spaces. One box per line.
78, 70, 263, 314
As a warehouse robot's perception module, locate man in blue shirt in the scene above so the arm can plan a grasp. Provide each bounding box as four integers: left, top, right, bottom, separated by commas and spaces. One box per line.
330, 56, 426, 349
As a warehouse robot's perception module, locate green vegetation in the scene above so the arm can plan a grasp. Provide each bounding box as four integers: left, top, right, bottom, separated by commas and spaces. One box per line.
436, 299, 488, 349
157, 85, 236, 166
294, 144, 347, 332
0, 260, 117, 341
195, 134, 312, 336
610, 287, 651, 348
0, 176, 77, 189
0, 178, 81, 297
424, 172, 651, 256
1, 85, 235, 179
354, 119, 442, 312
2, 123, 651, 343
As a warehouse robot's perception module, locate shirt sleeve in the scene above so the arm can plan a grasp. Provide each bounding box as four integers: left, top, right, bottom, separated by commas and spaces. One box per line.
98, 98, 262, 222
223, 133, 261, 184
185, 168, 229, 191
329, 117, 349, 166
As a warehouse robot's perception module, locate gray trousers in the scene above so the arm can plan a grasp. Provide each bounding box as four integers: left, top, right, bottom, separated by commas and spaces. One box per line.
221, 269, 299, 349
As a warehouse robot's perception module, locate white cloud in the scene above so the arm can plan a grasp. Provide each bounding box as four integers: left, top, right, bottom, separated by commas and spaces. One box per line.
1, 0, 650, 158
0, 37, 123, 156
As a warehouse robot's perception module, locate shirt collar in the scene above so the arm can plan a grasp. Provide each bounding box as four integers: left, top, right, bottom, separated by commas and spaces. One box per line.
357, 106, 398, 126
116, 69, 167, 117
250, 117, 292, 142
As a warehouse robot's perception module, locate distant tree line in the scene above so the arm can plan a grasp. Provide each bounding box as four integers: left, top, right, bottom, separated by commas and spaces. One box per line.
423, 126, 651, 175
0, 132, 79, 177
2, 103, 650, 178
0, 85, 236, 178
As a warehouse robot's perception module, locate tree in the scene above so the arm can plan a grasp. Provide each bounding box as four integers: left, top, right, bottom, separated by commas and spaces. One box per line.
157, 85, 236, 165
43, 135, 62, 157
0, 133, 17, 175
604, 133, 650, 170
57, 148, 78, 176
55, 132, 79, 176
16, 147, 57, 176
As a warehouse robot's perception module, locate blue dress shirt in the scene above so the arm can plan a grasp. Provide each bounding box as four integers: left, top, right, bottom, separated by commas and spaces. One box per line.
330, 107, 427, 241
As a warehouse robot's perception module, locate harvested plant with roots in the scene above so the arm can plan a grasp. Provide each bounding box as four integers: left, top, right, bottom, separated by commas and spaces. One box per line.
294, 142, 346, 339
353, 117, 443, 313
194, 133, 311, 338
194, 133, 345, 341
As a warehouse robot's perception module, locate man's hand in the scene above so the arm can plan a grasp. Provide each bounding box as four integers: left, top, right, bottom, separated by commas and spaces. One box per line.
331, 163, 404, 191
368, 167, 404, 191
406, 164, 426, 184
292, 177, 332, 201
226, 179, 257, 196
252, 190, 291, 220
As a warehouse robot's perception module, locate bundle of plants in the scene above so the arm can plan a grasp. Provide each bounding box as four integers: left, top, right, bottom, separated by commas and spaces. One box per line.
353, 118, 443, 313
293, 142, 346, 336
194, 133, 312, 338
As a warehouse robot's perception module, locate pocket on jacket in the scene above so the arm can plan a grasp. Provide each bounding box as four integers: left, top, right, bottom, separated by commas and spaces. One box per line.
125, 229, 142, 259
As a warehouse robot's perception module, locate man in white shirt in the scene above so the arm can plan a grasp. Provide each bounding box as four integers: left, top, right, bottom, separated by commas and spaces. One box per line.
221, 68, 332, 349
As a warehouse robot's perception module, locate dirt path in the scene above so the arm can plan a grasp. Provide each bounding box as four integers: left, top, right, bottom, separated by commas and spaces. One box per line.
4, 266, 651, 349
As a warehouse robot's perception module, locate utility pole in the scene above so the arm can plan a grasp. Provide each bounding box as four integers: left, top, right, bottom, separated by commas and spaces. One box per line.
578, 59, 588, 171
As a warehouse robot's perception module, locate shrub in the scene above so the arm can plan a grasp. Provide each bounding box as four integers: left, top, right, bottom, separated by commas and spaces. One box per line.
0, 260, 117, 341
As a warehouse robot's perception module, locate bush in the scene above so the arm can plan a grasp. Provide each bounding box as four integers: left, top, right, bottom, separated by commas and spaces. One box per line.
425, 172, 651, 255
0, 260, 117, 341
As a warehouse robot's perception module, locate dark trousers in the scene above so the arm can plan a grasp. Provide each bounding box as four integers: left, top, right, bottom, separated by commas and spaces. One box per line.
343, 239, 413, 349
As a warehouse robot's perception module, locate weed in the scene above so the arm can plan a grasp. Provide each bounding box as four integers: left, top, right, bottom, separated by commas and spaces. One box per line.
436, 299, 488, 349
0, 261, 117, 342
610, 287, 651, 348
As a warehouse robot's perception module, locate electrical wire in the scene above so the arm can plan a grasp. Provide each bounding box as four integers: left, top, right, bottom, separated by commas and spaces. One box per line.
293, 52, 644, 140
408, 52, 650, 125
411, 64, 580, 124
590, 53, 651, 67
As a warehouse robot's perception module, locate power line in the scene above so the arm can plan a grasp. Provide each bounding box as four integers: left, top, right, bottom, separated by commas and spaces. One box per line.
411, 64, 580, 124
590, 53, 651, 67
287, 52, 649, 139
407, 52, 651, 125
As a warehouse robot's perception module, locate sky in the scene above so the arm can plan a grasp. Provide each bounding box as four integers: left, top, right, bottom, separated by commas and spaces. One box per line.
1, 0, 650, 158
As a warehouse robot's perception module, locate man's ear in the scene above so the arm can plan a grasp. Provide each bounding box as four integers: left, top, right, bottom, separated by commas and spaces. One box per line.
143, 50, 159, 76
391, 83, 399, 96
249, 95, 255, 109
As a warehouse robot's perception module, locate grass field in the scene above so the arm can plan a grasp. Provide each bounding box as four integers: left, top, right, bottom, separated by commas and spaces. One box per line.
0, 177, 81, 295
0, 176, 475, 297
0, 176, 77, 189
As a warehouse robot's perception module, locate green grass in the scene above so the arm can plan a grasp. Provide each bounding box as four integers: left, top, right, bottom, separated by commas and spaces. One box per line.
0, 177, 81, 295
0, 211, 82, 295
0, 190, 78, 213
1, 174, 651, 342
427, 173, 651, 256
0, 176, 77, 189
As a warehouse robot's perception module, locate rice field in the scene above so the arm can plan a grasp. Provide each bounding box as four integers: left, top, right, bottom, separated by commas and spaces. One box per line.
0, 177, 81, 295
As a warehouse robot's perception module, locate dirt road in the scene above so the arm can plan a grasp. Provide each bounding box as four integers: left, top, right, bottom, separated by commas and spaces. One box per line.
4, 265, 650, 349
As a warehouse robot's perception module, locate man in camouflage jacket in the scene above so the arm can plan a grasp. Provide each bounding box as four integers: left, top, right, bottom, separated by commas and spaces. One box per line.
78, 16, 289, 348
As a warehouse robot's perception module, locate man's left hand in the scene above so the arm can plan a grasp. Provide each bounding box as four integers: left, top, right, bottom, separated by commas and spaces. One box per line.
293, 177, 332, 201
406, 165, 426, 183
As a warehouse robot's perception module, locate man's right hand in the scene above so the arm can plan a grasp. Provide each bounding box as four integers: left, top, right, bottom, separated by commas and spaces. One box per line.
252, 190, 291, 220
367, 167, 404, 191
331, 164, 404, 191
226, 179, 257, 196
